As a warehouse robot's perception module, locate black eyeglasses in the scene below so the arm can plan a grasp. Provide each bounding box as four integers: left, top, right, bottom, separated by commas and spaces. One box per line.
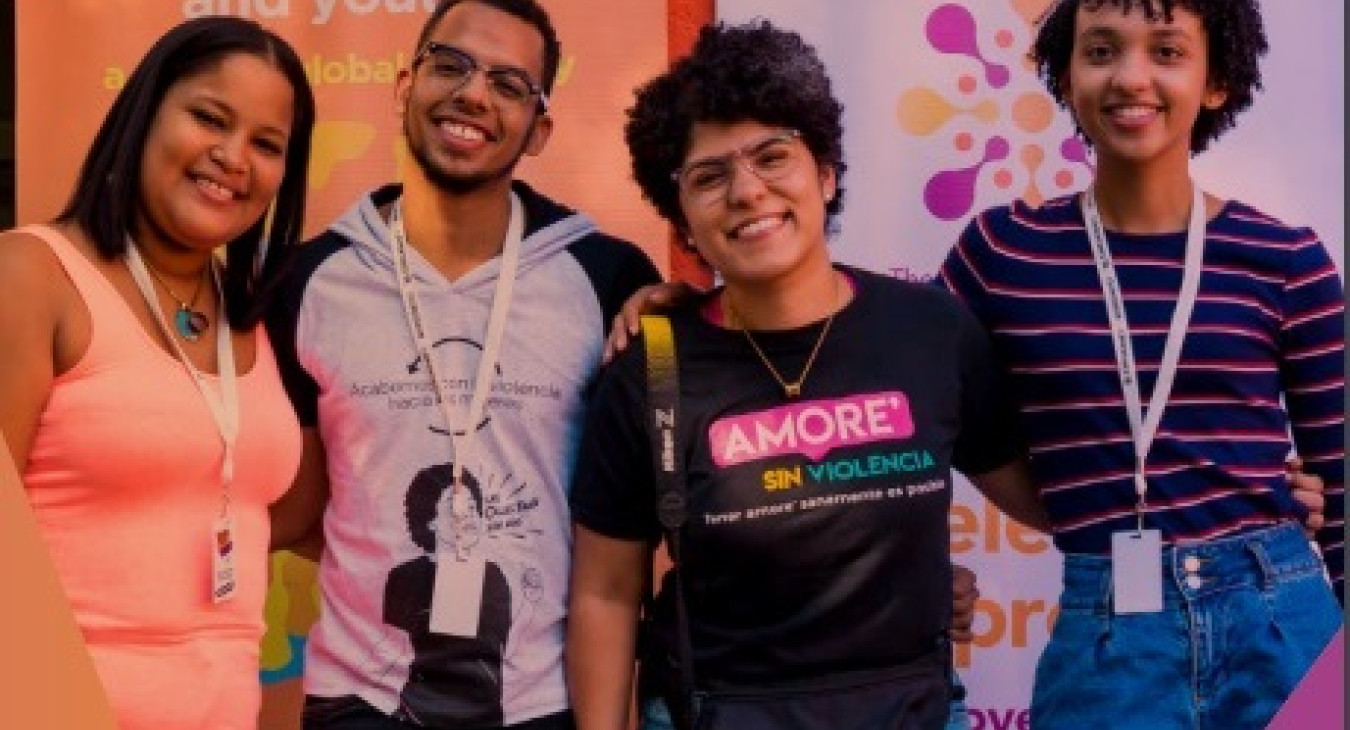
413, 42, 550, 111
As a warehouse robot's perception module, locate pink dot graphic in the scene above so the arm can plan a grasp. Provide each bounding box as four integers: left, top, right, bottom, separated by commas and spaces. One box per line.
924, 136, 1011, 220
1061, 137, 1094, 172
927, 4, 1011, 89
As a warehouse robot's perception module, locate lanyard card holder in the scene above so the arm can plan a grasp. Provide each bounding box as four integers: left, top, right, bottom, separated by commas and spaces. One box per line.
1111, 529, 1163, 614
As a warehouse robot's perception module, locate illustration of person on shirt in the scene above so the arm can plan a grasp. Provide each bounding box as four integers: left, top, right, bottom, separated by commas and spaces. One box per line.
383, 463, 511, 726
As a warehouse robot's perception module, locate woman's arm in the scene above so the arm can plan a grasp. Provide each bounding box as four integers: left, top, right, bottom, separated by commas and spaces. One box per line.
269, 427, 330, 556
0, 233, 65, 469
568, 524, 651, 730
966, 459, 1050, 533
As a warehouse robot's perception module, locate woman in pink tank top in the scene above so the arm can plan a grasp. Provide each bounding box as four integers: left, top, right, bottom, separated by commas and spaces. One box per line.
0, 16, 315, 730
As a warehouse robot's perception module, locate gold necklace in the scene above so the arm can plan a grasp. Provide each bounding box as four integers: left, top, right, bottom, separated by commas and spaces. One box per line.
726, 274, 840, 399
138, 253, 210, 342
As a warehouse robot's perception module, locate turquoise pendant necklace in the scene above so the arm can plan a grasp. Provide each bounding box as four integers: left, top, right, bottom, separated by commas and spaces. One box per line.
141, 258, 210, 342
174, 306, 210, 341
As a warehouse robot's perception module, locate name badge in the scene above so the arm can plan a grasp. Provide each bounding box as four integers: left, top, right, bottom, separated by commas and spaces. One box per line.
1111, 529, 1162, 614
430, 552, 486, 637
211, 515, 237, 604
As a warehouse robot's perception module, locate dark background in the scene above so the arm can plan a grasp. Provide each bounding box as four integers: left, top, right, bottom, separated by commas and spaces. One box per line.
3, 3, 14, 228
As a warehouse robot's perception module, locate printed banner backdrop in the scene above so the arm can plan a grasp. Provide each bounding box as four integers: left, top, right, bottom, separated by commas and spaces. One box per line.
13, 2, 679, 727
8, 0, 1342, 727
718, 0, 1345, 725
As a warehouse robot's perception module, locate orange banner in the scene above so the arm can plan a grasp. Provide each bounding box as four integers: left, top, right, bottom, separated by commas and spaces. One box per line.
16, 1, 671, 269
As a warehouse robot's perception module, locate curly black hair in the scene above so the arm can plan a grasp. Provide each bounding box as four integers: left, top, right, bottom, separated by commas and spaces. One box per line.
1031, 0, 1268, 153
625, 20, 846, 233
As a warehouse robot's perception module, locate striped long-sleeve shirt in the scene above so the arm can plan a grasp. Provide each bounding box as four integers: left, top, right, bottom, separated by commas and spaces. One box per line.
939, 194, 1344, 601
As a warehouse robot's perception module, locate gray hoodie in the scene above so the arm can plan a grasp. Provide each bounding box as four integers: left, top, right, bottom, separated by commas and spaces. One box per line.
267, 181, 659, 725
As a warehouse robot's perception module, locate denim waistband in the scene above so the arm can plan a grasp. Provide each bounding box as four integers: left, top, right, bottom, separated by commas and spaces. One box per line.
1058, 521, 1325, 610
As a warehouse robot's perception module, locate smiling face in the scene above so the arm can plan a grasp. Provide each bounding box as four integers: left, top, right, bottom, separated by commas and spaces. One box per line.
397, 0, 552, 195
678, 120, 836, 287
1062, 2, 1226, 175
134, 51, 293, 256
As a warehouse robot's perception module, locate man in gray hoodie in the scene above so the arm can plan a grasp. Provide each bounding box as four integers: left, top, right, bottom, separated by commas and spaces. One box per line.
265, 1, 659, 728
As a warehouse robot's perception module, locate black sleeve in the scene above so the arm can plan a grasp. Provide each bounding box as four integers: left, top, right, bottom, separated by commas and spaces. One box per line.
950, 298, 1026, 476
263, 232, 344, 427
568, 335, 662, 542
567, 233, 663, 336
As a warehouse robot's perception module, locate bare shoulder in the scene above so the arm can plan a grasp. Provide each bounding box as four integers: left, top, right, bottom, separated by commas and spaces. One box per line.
0, 228, 74, 465
0, 223, 77, 270
0, 228, 68, 301
0, 226, 89, 336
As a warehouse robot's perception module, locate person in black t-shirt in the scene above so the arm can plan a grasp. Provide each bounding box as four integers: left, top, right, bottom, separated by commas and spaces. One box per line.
565, 20, 1049, 730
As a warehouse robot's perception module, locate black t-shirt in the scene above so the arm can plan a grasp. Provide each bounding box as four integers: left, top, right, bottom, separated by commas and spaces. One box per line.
570, 266, 1023, 687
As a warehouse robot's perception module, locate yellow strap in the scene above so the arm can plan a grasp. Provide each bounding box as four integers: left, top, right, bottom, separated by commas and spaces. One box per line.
640, 314, 676, 389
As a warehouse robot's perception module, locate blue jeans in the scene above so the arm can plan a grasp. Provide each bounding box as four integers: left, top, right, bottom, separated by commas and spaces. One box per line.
1031, 521, 1341, 730
945, 670, 971, 730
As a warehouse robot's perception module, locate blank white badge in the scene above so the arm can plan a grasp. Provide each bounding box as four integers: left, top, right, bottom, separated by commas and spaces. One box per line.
430, 551, 486, 637
1111, 529, 1163, 614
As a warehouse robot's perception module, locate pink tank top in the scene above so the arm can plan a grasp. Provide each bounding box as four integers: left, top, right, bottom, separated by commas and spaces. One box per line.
21, 226, 301, 730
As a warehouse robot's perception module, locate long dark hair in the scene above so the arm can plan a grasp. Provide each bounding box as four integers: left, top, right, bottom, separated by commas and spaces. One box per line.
56, 15, 316, 329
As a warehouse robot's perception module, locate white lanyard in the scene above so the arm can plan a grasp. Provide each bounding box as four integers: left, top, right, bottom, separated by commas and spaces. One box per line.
389, 192, 524, 521
1083, 184, 1206, 531
124, 242, 239, 511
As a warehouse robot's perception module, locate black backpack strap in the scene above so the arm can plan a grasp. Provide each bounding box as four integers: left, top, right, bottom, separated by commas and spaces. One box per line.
640, 315, 696, 730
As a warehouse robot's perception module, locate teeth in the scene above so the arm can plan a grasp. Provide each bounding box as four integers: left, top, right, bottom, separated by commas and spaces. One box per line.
443, 122, 486, 142
196, 177, 235, 201
1111, 106, 1156, 120
735, 216, 783, 238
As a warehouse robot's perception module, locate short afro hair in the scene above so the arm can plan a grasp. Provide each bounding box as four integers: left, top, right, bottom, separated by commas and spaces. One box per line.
625, 20, 847, 232
1031, 0, 1268, 153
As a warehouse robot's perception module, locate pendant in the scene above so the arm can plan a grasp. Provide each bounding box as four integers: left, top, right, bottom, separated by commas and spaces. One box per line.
175, 306, 209, 342
784, 383, 802, 398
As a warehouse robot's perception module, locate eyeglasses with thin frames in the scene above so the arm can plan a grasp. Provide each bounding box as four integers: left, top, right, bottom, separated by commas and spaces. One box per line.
671, 129, 804, 206
413, 42, 550, 112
